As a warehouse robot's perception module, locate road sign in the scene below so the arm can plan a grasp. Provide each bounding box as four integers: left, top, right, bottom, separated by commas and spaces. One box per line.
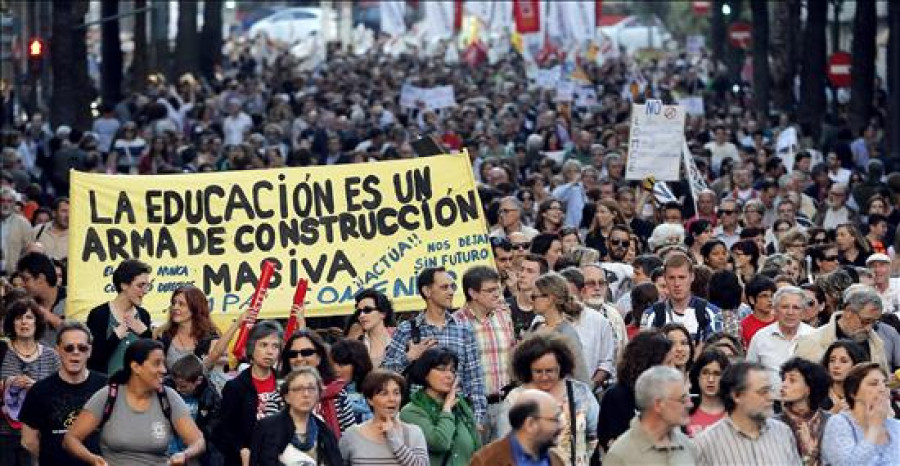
727, 22, 751, 49
828, 51, 852, 88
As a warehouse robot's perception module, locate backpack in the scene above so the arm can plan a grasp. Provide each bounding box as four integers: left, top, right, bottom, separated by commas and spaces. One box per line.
99, 383, 174, 430
650, 297, 710, 343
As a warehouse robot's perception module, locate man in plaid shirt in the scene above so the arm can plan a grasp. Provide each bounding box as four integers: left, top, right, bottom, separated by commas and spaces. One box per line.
454, 265, 516, 443
382, 267, 488, 425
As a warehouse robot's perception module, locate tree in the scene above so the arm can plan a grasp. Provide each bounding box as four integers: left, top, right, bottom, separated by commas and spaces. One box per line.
888, 0, 900, 161
131, 0, 148, 93
849, 0, 876, 136
174, 1, 199, 78
750, 0, 770, 120
199, 0, 224, 82
770, 0, 800, 114
101, 0, 123, 104
799, 0, 827, 142
51, 0, 93, 130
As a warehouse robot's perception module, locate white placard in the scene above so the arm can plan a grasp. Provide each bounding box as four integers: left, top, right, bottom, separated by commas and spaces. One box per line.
555, 80, 575, 102
625, 100, 686, 182
677, 96, 705, 116
399, 85, 457, 110
534, 66, 561, 89
575, 86, 598, 107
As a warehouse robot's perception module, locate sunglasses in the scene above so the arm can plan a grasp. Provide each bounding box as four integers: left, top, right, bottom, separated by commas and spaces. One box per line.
718, 209, 736, 215
285, 349, 318, 358
823, 255, 839, 261
512, 242, 532, 250
62, 344, 91, 354
356, 306, 380, 315
609, 239, 630, 247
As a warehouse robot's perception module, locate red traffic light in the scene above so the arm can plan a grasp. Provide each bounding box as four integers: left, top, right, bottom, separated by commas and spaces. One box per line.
28, 38, 44, 58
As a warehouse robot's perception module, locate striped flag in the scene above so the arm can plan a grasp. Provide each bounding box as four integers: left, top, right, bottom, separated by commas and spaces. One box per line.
682, 141, 708, 214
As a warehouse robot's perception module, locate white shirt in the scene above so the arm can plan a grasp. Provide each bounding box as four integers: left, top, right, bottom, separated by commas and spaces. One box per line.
223, 112, 253, 145
747, 322, 814, 387
704, 141, 739, 176
875, 283, 900, 315
573, 306, 617, 378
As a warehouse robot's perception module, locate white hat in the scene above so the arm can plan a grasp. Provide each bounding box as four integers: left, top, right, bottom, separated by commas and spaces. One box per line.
866, 253, 892, 265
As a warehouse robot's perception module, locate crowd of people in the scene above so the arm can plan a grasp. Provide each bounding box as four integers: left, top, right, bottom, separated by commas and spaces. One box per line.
1, 21, 900, 466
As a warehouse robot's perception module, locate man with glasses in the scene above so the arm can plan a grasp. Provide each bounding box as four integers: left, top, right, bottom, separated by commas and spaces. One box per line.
19, 322, 107, 465
470, 389, 565, 466
604, 366, 697, 465
455, 265, 516, 443
794, 284, 889, 371
815, 183, 858, 230
508, 231, 532, 272
695, 362, 801, 465
383, 267, 487, 426
580, 263, 628, 353
490, 196, 538, 240
713, 198, 742, 248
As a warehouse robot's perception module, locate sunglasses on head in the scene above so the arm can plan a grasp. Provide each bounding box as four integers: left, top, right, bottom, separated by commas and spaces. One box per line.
62, 344, 90, 354
357, 306, 380, 315
285, 349, 318, 358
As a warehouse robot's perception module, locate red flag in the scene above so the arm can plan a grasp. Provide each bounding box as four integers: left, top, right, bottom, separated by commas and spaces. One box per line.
514, 0, 541, 34
454, 0, 463, 31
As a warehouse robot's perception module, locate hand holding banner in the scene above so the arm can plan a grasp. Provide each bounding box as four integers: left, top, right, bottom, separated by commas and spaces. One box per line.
231, 260, 277, 361
283, 279, 309, 340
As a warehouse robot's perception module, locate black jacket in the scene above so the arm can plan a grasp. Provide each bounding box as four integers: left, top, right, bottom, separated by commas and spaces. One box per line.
163, 376, 222, 440
85, 302, 152, 373
214, 368, 283, 466
250, 410, 342, 466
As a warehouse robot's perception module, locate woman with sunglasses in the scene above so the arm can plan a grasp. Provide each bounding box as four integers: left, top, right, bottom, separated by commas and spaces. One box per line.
86, 259, 154, 375
809, 244, 841, 280
1, 299, 60, 465
344, 289, 395, 368
282, 330, 353, 437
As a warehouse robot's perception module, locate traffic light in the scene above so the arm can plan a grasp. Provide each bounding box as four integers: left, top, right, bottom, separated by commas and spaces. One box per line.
28, 37, 44, 78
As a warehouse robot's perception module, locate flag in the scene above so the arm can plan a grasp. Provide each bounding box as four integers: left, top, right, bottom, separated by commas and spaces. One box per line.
642, 176, 678, 205
380, 1, 407, 37
424, 2, 456, 40
683, 141, 708, 214
513, 0, 541, 34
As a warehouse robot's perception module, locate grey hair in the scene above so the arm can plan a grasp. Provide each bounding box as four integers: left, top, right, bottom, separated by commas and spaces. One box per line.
561, 159, 582, 173
526, 133, 544, 151
500, 195, 523, 212
842, 284, 883, 314
56, 320, 93, 345
635, 365, 684, 412
772, 285, 808, 308
246, 320, 284, 361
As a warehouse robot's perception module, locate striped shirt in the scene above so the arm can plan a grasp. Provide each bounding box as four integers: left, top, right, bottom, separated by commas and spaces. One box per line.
339, 423, 429, 466
382, 311, 487, 423
695, 416, 802, 466
453, 305, 516, 397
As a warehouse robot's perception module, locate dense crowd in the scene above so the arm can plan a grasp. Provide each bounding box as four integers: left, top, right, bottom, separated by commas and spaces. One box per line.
1, 26, 900, 466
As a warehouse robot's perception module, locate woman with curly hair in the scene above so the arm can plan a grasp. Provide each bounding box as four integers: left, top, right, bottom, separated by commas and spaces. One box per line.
496, 332, 599, 466
596, 330, 673, 450
155, 286, 234, 371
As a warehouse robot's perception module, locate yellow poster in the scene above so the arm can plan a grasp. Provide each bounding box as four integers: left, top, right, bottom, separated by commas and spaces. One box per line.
67, 154, 493, 324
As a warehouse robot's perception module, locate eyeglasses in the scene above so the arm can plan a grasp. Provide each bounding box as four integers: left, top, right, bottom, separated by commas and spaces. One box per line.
289, 385, 319, 394
62, 344, 91, 354
531, 367, 560, 377
285, 349, 318, 358
609, 239, 630, 247
512, 242, 532, 251
357, 306, 381, 315
499, 208, 518, 215
584, 280, 607, 288
665, 395, 691, 405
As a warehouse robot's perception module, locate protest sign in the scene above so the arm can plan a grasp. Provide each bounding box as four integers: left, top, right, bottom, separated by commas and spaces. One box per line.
555, 80, 575, 102
400, 84, 457, 110
677, 96, 705, 116
625, 100, 686, 181
67, 154, 493, 324
574, 86, 598, 107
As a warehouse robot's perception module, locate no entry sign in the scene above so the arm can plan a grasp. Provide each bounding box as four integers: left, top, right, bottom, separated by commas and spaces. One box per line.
728, 22, 751, 49
828, 52, 852, 88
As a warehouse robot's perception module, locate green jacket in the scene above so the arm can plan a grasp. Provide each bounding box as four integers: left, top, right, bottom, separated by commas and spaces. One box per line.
399, 389, 480, 466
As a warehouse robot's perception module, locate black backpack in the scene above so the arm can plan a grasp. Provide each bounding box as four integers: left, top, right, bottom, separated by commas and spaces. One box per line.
649, 298, 710, 343
99, 383, 174, 430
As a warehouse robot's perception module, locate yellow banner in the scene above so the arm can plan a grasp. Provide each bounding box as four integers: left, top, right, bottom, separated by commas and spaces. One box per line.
68, 154, 493, 324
